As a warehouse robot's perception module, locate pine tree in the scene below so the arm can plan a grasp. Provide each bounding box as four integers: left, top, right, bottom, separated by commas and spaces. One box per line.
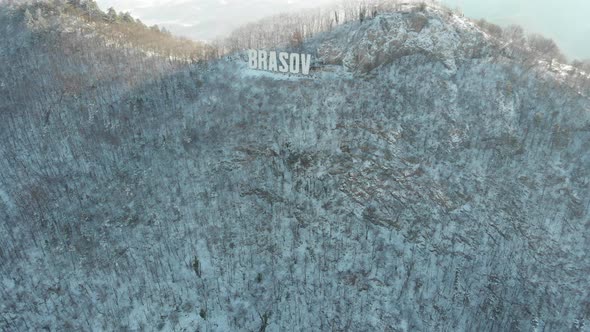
106, 7, 117, 23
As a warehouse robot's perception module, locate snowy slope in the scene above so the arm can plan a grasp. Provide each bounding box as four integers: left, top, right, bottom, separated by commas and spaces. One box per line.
1, 2, 590, 332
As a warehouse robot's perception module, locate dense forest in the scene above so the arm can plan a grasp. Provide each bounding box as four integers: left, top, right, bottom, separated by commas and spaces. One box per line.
1, 0, 589, 331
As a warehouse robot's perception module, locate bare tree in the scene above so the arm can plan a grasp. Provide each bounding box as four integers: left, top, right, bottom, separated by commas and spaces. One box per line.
527, 33, 566, 64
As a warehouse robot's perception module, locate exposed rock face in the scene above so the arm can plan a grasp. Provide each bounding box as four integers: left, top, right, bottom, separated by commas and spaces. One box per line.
1, 3, 589, 332
318, 10, 488, 75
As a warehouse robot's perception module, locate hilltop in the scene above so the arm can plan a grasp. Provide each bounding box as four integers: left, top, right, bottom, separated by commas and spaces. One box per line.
0, 1, 589, 331
0, 0, 215, 102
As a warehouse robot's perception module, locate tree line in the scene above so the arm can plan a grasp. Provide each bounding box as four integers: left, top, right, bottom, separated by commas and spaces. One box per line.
219, 0, 590, 90
6, 0, 218, 62
4, 0, 590, 83
222, 0, 439, 53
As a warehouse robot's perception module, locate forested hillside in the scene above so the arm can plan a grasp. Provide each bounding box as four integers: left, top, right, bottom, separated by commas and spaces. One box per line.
1, 1, 589, 331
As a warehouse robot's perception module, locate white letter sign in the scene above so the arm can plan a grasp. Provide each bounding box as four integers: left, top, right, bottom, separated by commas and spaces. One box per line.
248, 50, 312, 75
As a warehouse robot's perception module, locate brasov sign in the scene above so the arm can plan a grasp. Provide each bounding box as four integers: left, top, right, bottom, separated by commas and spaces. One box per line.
248, 49, 312, 75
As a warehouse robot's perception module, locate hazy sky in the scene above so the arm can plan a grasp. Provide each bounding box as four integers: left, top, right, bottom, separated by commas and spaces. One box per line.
442, 0, 590, 60
94, 0, 335, 41
95, 0, 590, 60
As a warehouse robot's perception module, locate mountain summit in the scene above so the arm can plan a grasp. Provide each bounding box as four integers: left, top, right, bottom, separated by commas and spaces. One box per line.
1, 1, 589, 331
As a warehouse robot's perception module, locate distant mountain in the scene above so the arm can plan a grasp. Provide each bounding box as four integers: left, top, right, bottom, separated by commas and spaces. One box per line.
1, 1, 589, 331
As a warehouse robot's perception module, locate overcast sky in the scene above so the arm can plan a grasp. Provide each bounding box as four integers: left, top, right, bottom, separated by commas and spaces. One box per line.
95, 0, 590, 60
94, 0, 336, 41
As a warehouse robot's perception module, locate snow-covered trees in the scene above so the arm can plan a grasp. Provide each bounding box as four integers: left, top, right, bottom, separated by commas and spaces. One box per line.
527, 33, 566, 63
476, 19, 503, 38
12, 0, 217, 62
571, 59, 590, 72
106, 7, 117, 22
1, 0, 589, 331
223, 0, 418, 52
222, 0, 569, 76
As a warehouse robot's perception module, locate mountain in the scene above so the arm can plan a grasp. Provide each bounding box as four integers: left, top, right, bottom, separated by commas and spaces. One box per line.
1, 1, 589, 331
